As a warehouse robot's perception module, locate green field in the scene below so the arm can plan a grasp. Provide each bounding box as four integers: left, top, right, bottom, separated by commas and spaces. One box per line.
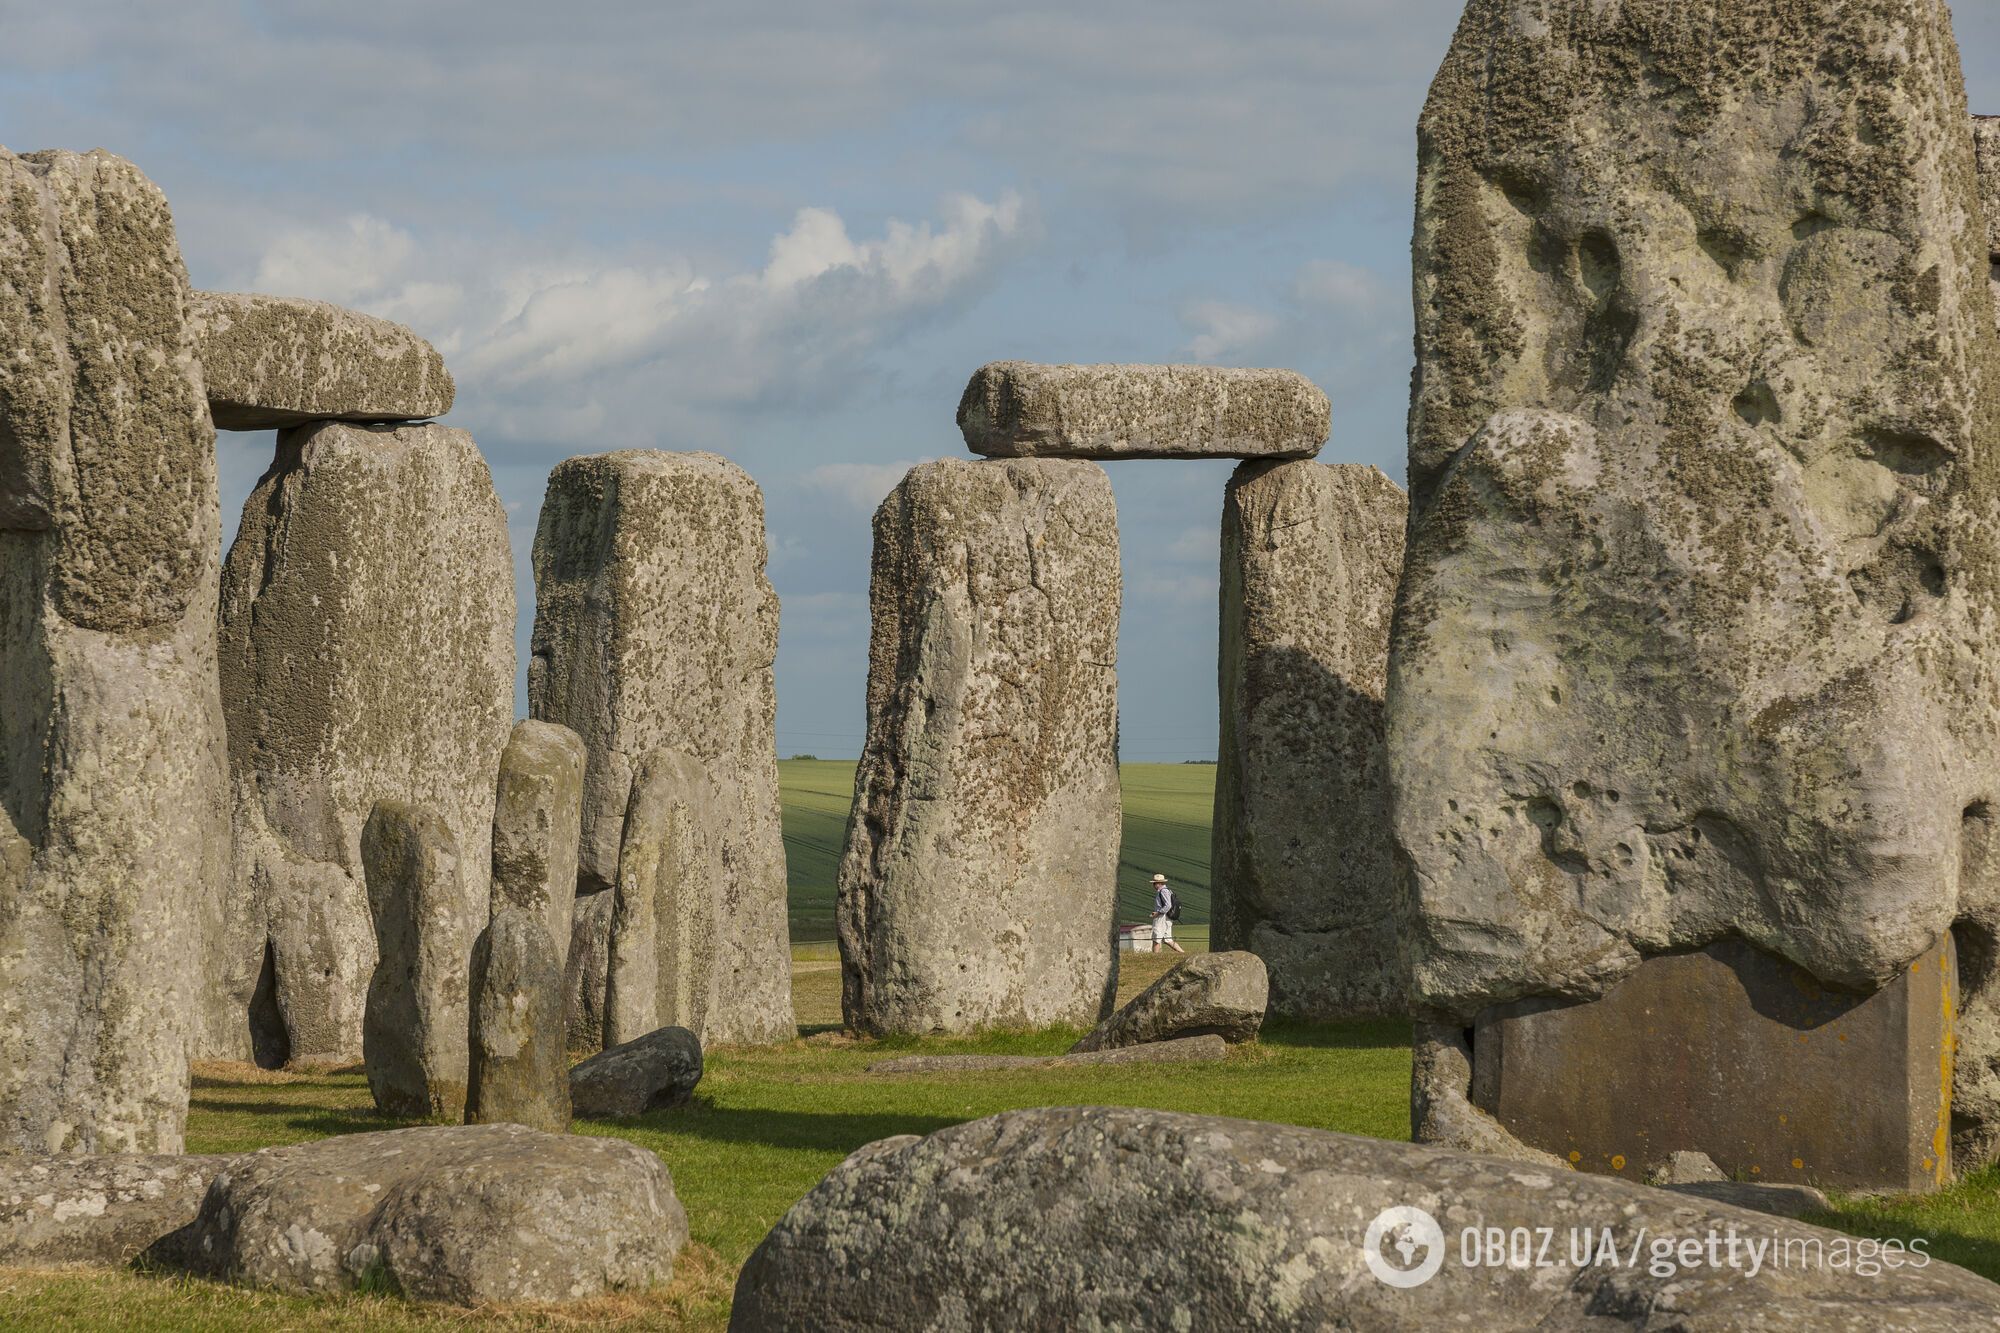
780, 759, 1215, 944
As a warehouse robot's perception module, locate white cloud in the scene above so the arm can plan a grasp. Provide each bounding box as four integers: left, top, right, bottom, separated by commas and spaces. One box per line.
801, 461, 933, 513
1180, 300, 1284, 363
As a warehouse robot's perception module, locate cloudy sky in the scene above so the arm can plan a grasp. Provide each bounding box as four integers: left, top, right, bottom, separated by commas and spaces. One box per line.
8, 2, 1999, 760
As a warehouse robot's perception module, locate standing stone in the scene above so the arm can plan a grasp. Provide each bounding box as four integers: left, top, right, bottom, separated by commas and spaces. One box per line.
188, 291, 454, 431
0, 148, 230, 1153
362, 803, 475, 1120
221, 420, 514, 1065
564, 890, 615, 1052
466, 905, 570, 1134
1975, 116, 1999, 315
1392, 1, 2000, 1186
957, 362, 1330, 460
491, 719, 586, 957
838, 459, 1122, 1035
604, 749, 727, 1046
1213, 461, 1405, 1018
529, 451, 792, 1046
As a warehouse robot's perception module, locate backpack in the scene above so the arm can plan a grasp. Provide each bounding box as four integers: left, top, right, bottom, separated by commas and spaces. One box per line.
1166, 890, 1183, 922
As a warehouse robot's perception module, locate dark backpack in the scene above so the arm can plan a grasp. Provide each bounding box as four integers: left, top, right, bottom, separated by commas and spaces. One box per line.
1166, 890, 1183, 922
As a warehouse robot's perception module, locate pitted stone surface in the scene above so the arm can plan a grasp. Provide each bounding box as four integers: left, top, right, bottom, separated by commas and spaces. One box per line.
957, 362, 1330, 460
0, 1154, 233, 1266
362, 803, 475, 1120
569, 1025, 703, 1119
1070, 952, 1267, 1053
731, 1106, 2000, 1330
177, 1125, 685, 1304
529, 451, 791, 1046
1392, 3, 2000, 1027
220, 420, 513, 1065
564, 889, 615, 1052
466, 905, 570, 1133
189, 291, 453, 431
491, 719, 586, 957
0, 147, 230, 1152
1214, 461, 1406, 1019
1976, 115, 2000, 324
838, 458, 1122, 1035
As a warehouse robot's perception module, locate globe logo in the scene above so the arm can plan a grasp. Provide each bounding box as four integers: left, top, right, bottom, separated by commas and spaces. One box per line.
1364, 1205, 1445, 1288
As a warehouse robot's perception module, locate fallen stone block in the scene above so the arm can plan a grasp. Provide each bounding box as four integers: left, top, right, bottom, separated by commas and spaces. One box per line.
957, 361, 1329, 460
176, 1124, 684, 1303
0, 1155, 233, 1267
190, 291, 453, 431
569, 1025, 704, 1119
732, 1106, 2000, 1330
1069, 952, 1267, 1053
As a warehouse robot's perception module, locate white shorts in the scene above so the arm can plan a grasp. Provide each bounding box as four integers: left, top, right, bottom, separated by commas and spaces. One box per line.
1152, 915, 1173, 943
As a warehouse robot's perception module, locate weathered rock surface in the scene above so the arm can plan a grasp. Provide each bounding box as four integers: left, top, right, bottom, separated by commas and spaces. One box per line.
1411, 1023, 1564, 1167
569, 1025, 703, 1118
1665, 1180, 1833, 1221
491, 719, 586, 956
362, 803, 476, 1119
1394, 0, 2000, 1059
1214, 461, 1406, 1019
0, 1154, 233, 1266
839, 459, 1122, 1036
466, 906, 570, 1133
189, 291, 453, 431
732, 1106, 2000, 1331
1974, 116, 1999, 263
868, 1034, 1229, 1075
1646, 1150, 1726, 1186
0, 148, 230, 1151
564, 889, 615, 1052
957, 362, 1329, 460
1070, 952, 1267, 1053
529, 452, 792, 1046
220, 420, 514, 1065
603, 748, 723, 1048
178, 1125, 685, 1303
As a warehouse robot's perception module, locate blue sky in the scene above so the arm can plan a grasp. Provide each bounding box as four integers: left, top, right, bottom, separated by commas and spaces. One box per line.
7, 2, 1998, 761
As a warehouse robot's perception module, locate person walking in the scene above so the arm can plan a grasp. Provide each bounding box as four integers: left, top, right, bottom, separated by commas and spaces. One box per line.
1150, 873, 1185, 954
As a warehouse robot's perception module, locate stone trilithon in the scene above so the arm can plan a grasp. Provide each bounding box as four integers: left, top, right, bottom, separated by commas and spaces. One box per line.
1392, 0, 2000, 1187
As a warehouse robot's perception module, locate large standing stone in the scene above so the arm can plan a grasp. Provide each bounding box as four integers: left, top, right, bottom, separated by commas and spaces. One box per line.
221, 420, 514, 1065
529, 451, 792, 1046
491, 719, 586, 957
188, 291, 454, 431
1392, 2, 2000, 1185
176, 1125, 686, 1304
466, 905, 570, 1133
0, 148, 230, 1153
564, 889, 615, 1052
1069, 951, 1267, 1053
362, 803, 475, 1120
957, 362, 1330, 460
1213, 461, 1406, 1018
838, 459, 1122, 1035
731, 1107, 2000, 1331
1974, 116, 1999, 290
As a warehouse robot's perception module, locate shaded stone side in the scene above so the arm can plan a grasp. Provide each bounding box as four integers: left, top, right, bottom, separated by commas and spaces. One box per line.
362, 802, 474, 1120
529, 451, 792, 1047
189, 291, 454, 431
838, 458, 1122, 1035
0, 148, 230, 1152
219, 420, 514, 1064
1472, 936, 1956, 1191
0, 1154, 234, 1266
491, 719, 586, 957
564, 889, 615, 1052
1392, 1, 2000, 1189
1213, 461, 1406, 1019
466, 905, 570, 1134
957, 362, 1331, 459
604, 749, 724, 1047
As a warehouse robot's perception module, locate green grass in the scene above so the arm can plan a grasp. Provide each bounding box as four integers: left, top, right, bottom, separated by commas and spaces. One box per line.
780, 759, 1215, 944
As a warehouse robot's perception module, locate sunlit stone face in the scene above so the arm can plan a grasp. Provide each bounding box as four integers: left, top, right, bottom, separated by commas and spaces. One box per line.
1392, 0, 2000, 1016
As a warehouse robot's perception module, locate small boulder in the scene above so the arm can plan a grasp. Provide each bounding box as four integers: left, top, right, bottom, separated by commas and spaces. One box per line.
731, 1107, 2000, 1330
190, 290, 454, 431
1647, 1150, 1728, 1186
0, 1155, 233, 1266
466, 905, 571, 1134
177, 1124, 684, 1303
1069, 951, 1267, 1053
570, 1026, 703, 1118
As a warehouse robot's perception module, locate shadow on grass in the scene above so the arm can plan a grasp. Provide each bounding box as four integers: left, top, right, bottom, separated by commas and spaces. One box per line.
1808, 1164, 2000, 1284
187, 1098, 415, 1137
605, 1100, 960, 1155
